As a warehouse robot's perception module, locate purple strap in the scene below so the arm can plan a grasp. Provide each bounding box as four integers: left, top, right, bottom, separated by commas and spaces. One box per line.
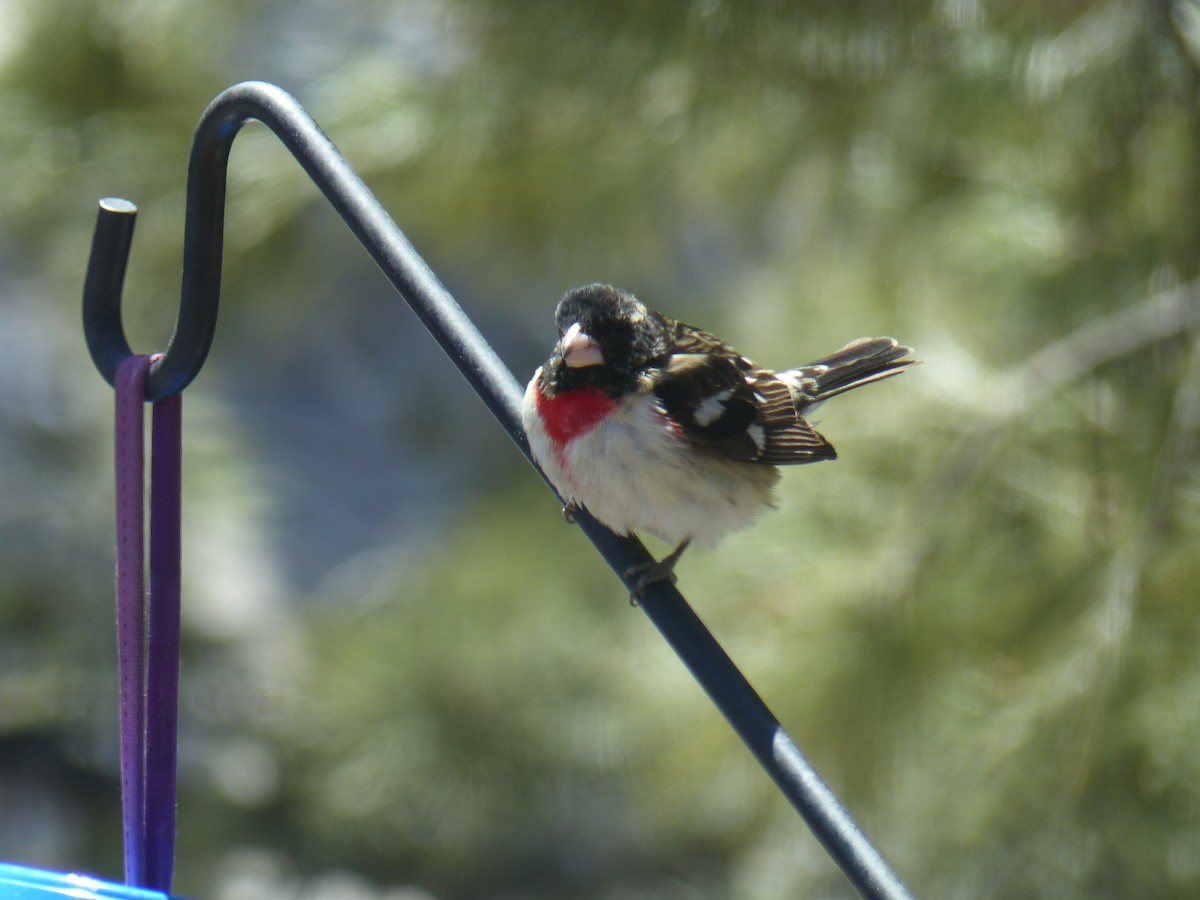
114, 355, 182, 893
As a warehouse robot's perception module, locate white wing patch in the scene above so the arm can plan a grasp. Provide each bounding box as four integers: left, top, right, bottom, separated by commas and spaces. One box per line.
692, 387, 735, 426
747, 424, 766, 451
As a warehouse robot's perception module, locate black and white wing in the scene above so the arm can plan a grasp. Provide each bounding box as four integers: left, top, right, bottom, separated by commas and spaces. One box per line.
649, 323, 837, 465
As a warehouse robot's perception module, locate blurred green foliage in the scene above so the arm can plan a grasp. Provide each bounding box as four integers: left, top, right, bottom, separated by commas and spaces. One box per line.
2, 0, 1200, 897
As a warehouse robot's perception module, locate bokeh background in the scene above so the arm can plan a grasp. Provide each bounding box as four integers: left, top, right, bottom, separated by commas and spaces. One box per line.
3, 1, 1200, 897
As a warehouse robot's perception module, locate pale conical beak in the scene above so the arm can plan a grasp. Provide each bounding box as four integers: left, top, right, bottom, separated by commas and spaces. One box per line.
560, 322, 605, 368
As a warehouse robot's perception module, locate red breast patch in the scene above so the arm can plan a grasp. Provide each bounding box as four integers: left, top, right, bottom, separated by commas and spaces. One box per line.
536, 387, 617, 445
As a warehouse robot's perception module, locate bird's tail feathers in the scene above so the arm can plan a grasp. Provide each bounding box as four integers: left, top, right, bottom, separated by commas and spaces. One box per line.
782, 337, 918, 406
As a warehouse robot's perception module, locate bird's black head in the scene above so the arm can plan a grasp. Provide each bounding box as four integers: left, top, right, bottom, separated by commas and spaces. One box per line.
547, 284, 669, 395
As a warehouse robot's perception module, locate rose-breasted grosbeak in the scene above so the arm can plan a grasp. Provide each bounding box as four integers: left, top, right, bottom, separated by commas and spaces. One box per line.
522, 283, 917, 597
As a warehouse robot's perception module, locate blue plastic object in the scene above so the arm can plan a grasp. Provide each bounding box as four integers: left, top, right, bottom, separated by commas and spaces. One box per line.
0, 863, 177, 899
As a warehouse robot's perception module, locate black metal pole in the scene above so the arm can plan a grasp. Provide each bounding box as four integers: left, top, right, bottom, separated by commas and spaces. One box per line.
82, 81, 913, 900
573, 513, 912, 899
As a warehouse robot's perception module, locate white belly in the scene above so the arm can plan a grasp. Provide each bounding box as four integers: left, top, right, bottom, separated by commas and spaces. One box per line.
523, 378, 778, 548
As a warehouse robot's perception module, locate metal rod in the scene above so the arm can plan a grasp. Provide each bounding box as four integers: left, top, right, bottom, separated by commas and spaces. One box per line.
573, 512, 913, 899
82, 198, 139, 383
81, 81, 913, 899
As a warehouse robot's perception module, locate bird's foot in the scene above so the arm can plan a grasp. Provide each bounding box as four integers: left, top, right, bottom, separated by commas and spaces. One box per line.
623, 560, 678, 606
623, 540, 691, 606
562, 501, 580, 524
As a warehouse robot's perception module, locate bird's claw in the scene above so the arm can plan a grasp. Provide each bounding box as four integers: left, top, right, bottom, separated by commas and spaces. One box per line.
562, 501, 580, 524
622, 540, 690, 606
623, 559, 678, 606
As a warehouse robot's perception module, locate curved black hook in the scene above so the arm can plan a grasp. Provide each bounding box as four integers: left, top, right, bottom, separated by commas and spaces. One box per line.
82, 81, 524, 435
82, 197, 142, 383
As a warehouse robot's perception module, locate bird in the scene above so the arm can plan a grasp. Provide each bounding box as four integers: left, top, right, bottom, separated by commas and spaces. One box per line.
521, 283, 917, 599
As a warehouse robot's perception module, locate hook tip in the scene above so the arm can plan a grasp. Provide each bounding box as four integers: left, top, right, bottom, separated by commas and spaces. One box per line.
100, 197, 138, 215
